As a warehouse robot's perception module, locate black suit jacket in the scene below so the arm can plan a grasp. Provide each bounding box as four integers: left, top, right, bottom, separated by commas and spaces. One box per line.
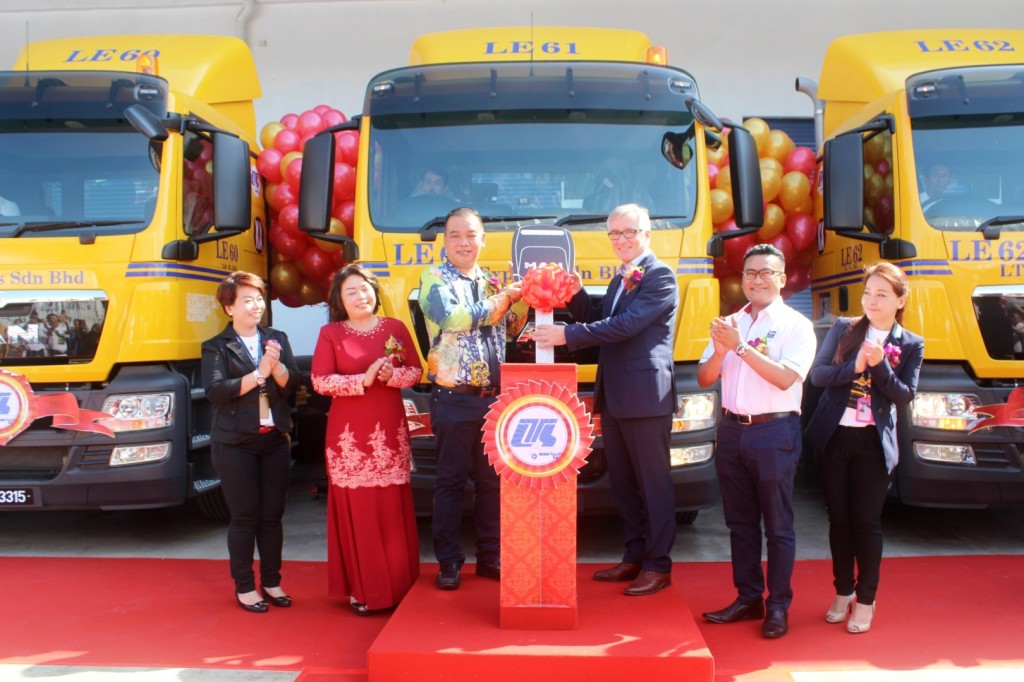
201, 323, 301, 445
804, 317, 924, 472
563, 252, 679, 418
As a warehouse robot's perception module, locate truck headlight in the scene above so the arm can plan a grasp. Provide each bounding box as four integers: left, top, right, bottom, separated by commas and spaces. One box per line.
99, 393, 174, 432
672, 392, 717, 432
110, 442, 172, 466
670, 443, 714, 467
910, 393, 979, 431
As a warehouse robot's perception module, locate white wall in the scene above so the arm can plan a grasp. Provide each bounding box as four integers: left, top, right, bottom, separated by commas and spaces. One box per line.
1, 0, 1021, 125
1, 0, 1019, 351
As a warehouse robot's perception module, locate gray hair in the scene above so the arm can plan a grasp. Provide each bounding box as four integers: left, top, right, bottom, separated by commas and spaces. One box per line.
606, 203, 651, 232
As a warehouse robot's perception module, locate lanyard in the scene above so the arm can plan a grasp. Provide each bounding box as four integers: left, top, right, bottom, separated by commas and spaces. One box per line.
237, 332, 261, 368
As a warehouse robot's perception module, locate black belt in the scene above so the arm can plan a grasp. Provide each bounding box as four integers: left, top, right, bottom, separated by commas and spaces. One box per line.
437, 384, 498, 398
723, 409, 798, 425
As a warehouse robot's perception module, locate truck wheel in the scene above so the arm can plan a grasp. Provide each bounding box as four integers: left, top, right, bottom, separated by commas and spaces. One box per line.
676, 510, 699, 525
196, 487, 231, 522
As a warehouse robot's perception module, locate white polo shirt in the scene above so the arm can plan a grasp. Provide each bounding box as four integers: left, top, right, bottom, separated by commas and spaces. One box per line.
700, 296, 817, 415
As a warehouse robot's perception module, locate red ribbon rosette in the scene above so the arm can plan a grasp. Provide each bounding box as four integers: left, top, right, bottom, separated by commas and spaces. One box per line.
520, 263, 575, 313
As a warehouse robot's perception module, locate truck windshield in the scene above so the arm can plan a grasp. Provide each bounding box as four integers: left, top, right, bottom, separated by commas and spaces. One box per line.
909, 66, 1024, 232
363, 62, 699, 233
0, 126, 159, 238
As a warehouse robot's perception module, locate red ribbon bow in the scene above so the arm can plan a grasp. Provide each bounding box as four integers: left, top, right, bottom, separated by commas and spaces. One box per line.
521, 264, 575, 313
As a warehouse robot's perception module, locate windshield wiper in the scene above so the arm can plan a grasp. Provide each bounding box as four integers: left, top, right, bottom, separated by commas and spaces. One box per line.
5, 220, 141, 238
976, 215, 1024, 239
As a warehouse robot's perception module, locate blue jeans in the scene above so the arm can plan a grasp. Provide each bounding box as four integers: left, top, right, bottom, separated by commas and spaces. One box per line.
430, 388, 500, 566
715, 415, 802, 610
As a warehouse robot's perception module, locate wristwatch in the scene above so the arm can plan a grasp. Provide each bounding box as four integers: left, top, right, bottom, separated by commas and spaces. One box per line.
735, 342, 749, 357
253, 369, 265, 385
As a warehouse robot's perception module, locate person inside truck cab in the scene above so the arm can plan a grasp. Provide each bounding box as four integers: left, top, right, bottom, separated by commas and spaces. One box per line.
919, 163, 952, 211
412, 168, 452, 198
0, 187, 20, 216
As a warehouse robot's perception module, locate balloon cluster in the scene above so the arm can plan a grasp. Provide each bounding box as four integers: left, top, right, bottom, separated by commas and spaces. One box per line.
709, 118, 819, 313
521, 264, 576, 313
257, 106, 358, 307
863, 133, 894, 234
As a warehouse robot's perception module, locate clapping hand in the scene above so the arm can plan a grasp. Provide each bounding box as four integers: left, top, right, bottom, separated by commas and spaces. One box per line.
861, 339, 885, 368
377, 358, 394, 384
364, 357, 387, 387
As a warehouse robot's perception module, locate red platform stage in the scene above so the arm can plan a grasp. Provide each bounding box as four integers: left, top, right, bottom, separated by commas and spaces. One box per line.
368, 564, 713, 681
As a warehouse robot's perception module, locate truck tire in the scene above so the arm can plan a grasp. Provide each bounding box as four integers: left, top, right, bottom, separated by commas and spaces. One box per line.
676, 510, 699, 525
196, 487, 231, 522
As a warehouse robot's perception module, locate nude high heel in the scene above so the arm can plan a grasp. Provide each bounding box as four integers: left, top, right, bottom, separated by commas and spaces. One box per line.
825, 593, 856, 623
847, 601, 876, 633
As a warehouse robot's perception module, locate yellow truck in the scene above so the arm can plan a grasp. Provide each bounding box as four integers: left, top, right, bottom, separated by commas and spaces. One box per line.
800, 29, 1024, 507
298, 26, 765, 521
0, 35, 267, 518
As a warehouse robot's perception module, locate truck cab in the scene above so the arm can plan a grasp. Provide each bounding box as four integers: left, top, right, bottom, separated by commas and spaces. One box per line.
805, 30, 1024, 507
0, 36, 263, 517
298, 27, 764, 519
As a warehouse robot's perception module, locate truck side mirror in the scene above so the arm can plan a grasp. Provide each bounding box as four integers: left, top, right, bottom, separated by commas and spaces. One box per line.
823, 134, 864, 231
298, 133, 336, 233
728, 126, 765, 229
212, 132, 252, 232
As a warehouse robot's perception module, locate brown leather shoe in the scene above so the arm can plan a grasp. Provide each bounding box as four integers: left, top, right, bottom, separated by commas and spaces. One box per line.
593, 562, 642, 582
623, 570, 672, 596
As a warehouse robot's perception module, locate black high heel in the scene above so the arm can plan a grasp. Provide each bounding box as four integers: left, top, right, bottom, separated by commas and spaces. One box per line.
236, 594, 268, 613
261, 588, 293, 608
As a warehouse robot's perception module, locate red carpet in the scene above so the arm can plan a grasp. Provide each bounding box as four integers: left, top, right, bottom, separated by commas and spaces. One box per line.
2, 556, 1023, 680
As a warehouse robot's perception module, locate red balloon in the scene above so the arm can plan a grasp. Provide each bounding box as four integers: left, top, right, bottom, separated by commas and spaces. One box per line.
874, 195, 895, 234
875, 159, 891, 177
277, 203, 301, 237
323, 109, 347, 127
313, 104, 331, 116
785, 263, 811, 294
783, 147, 817, 178
273, 128, 302, 155
766, 232, 795, 264
268, 182, 297, 212
297, 111, 324, 138
707, 162, 719, 191
299, 246, 336, 283
284, 156, 303, 191
332, 199, 355, 230
334, 130, 360, 167
332, 163, 356, 202
277, 292, 304, 308
785, 212, 817, 252
256, 148, 284, 184
272, 228, 308, 261
720, 220, 757, 274
280, 113, 299, 130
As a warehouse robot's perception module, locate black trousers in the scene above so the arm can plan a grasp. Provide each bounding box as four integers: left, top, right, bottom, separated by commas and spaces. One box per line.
818, 424, 891, 605
212, 431, 291, 593
430, 388, 499, 567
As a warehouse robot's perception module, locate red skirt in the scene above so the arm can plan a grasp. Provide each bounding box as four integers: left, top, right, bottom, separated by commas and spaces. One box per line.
326, 483, 420, 610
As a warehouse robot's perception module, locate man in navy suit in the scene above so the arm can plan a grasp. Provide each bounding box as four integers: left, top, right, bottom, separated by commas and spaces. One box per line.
535, 203, 679, 596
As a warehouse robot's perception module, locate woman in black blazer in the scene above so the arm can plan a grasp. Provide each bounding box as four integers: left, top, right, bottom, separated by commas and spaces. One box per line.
201, 271, 301, 613
805, 262, 923, 634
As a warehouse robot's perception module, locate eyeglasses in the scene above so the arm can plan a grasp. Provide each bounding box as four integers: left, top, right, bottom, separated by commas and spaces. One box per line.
742, 269, 783, 281
607, 228, 643, 241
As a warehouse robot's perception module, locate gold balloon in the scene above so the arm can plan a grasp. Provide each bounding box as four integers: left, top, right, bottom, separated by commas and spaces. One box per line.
315, 218, 347, 253
720, 274, 746, 307
715, 165, 733, 192
270, 261, 302, 296
761, 167, 782, 203
760, 157, 783, 178
707, 145, 728, 168
758, 203, 786, 241
297, 279, 326, 306
864, 134, 885, 166
710, 189, 734, 225
779, 172, 812, 212
743, 118, 771, 156
279, 151, 303, 181
763, 130, 795, 165
796, 194, 815, 215
260, 122, 285, 151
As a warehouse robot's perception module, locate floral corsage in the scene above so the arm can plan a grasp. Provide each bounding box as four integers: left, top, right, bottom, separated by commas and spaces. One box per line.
483, 273, 502, 296
748, 337, 769, 355
883, 343, 901, 368
622, 264, 645, 291
384, 335, 405, 363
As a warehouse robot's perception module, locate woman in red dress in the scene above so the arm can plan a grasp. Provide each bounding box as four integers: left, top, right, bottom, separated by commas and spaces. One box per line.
311, 264, 422, 614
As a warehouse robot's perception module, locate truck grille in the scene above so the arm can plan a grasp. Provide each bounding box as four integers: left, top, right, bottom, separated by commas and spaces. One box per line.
0, 447, 66, 480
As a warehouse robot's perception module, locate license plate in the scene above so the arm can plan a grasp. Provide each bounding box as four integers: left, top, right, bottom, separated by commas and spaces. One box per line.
0, 488, 34, 506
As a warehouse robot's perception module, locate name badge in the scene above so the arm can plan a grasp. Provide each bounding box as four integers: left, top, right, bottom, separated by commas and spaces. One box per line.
855, 396, 873, 424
